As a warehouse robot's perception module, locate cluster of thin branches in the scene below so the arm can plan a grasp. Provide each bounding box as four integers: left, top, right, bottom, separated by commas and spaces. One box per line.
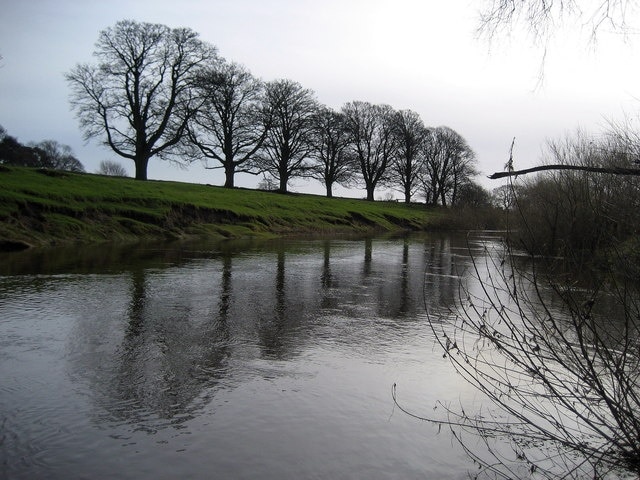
479, 0, 637, 43
395, 229, 640, 478
394, 172, 640, 477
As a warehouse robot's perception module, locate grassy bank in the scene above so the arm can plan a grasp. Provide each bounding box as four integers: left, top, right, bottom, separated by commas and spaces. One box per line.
0, 167, 441, 249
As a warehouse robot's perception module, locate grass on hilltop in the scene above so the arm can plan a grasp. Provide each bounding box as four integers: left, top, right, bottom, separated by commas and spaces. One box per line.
0, 167, 442, 249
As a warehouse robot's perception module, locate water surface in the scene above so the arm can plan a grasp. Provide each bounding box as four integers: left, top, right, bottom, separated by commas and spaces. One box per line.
1, 234, 496, 479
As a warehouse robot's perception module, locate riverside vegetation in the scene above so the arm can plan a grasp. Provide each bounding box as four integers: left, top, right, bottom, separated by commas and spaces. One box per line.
0, 166, 450, 251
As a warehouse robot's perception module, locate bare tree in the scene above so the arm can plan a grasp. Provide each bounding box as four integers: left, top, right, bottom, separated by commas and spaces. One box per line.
389, 109, 427, 204
342, 101, 397, 201
491, 184, 518, 210
187, 61, 269, 188
98, 160, 128, 176
309, 107, 356, 198
66, 20, 217, 180
252, 79, 319, 193
31, 140, 85, 172
421, 126, 476, 206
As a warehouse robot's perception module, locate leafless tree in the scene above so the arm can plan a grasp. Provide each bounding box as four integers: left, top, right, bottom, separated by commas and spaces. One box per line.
309, 107, 356, 198
66, 20, 217, 180
251, 79, 319, 193
342, 101, 397, 201
421, 126, 476, 206
187, 61, 269, 188
98, 160, 128, 177
30, 140, 85, 172
389, 109, 427, 204
491, 184, 518, 210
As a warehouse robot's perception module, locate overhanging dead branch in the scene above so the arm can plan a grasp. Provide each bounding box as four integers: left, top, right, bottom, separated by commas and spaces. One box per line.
489, 164, 640, 179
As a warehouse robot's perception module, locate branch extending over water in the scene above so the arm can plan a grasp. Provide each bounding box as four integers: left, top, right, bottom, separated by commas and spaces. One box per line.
489, 164, 640, 179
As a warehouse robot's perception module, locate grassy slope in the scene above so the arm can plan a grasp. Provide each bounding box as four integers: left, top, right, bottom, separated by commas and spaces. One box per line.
0, 167, 440, 248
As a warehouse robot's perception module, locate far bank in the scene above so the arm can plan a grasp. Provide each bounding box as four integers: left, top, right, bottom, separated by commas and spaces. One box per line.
0, 167, 489, 251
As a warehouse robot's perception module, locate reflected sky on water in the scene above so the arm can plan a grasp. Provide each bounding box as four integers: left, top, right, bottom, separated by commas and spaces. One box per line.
0, 234, 502, 479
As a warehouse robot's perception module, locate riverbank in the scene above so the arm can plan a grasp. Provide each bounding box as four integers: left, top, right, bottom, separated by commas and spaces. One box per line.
0, 167, 442, 250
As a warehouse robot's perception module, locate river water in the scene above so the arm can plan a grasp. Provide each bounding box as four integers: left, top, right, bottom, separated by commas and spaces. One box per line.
1, 233, 506, 479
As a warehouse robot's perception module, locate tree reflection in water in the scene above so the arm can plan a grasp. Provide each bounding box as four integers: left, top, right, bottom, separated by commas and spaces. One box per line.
0, 234, 495, 479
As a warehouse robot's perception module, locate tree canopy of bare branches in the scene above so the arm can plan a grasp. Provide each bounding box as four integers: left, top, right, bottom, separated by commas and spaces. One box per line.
187, 61, 269, 188
252, 79, 319, 193
309, 107, 356, 198
30, 140, 85, 173
66, 20, 217, 180
98, 160, 128, 177
479, 0, 637, 43
421, 126, 476, 206
389, 109, 427, 204
342, 101, 397, 201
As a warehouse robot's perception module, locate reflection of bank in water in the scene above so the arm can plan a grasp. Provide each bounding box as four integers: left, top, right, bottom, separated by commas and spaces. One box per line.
0, 233, 508, 480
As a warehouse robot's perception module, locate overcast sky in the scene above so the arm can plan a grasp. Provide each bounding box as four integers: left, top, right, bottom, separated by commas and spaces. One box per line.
1, 0, 640, 198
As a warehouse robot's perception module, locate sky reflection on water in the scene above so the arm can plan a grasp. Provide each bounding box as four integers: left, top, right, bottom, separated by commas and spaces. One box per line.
0, 234, 495, 479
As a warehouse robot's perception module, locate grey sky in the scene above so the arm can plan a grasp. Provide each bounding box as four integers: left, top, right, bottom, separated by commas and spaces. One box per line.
1, 0, 639, 197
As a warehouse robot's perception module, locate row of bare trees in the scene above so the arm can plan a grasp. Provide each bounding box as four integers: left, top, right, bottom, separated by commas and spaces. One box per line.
66, 20, 477, 203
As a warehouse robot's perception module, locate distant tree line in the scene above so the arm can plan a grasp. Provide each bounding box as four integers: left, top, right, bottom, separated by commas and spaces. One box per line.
65, 19, 482, 204
0, 125, 85, 172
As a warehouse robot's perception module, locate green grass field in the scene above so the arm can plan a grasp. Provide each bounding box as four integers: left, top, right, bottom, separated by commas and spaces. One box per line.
0, 167, 441, 249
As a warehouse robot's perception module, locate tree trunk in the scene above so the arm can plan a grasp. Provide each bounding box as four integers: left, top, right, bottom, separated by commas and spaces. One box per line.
134, 156, 149, 180
404, 185, 411, 204
366, 186, 375, 201
224, 163, 235, 188
278, 174, 288, 193
326, 181, 333, 198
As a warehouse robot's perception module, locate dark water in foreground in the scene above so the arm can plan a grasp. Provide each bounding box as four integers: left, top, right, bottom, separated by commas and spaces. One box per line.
0, 234, 501, 479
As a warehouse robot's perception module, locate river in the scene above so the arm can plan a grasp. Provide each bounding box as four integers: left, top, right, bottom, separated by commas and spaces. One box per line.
1, 233, 507, 479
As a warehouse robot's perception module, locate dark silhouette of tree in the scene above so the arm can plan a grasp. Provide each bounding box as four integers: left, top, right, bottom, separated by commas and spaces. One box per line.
421, 126, 475, 206
491, 184, 518, 210
0, 133, 40, 167
454, 181, 491, 207
252, 79, 319, 193
389, 109, 427, 203
31, 140, 85, 172
342, 101, 396, 201
0, 128, 84, 172
187, 61, 270, 188
309, 107, 356, 198
66, 20, 217, 180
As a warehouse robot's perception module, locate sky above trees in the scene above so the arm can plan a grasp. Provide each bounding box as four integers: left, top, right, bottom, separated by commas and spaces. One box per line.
1, 0, 639, 198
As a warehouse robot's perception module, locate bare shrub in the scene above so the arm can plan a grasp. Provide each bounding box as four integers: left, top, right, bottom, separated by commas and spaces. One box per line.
98, 160, 127, 177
